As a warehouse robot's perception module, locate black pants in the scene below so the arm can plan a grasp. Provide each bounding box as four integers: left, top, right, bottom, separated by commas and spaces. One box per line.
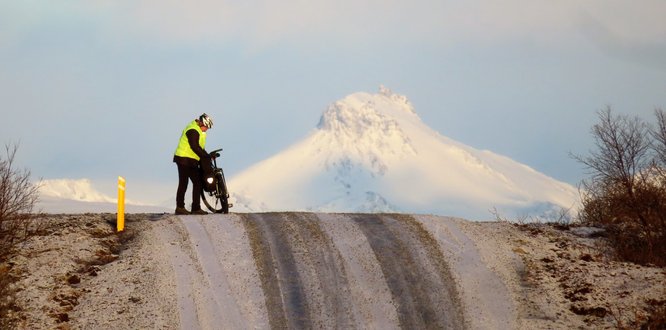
176, 163, 202, 210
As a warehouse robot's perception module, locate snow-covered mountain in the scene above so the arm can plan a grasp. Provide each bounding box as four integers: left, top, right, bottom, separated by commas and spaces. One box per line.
37, 178, 169, 213
229, 86, 579, 220
38, 178, 116, 203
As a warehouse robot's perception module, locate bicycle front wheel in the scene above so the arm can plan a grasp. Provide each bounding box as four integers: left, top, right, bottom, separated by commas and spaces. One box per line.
201, 179, 229, 214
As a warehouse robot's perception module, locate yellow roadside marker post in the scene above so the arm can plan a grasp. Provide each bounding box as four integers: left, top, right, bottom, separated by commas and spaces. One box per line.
117, 176, 126, 232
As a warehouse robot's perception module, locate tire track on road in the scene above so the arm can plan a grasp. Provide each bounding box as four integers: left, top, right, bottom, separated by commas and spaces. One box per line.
180, 217, 245, 329
316, 213, 400, 328
352, 214, 465, 329
241, 213, 311, 329
198, 214, 269, 329
415, 215, 516, 329
288, 213, 356, 329
156, 217, 202, 330
241, 213, 357, 329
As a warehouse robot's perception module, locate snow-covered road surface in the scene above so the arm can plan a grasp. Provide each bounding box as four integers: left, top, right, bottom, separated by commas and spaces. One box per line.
153, 213, 516, 329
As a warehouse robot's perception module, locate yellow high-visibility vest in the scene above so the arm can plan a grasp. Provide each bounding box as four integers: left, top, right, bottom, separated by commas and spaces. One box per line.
174, 120, 206, 160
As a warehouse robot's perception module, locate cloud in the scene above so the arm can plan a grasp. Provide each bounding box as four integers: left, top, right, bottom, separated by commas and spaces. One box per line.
95, 1, 666, 48
3, 1, 665, 51
578, 7, 666, 69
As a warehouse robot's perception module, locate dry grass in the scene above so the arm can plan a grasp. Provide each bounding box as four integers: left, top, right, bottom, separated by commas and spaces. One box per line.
644, 300, 666, 329
74, 227, 136, 276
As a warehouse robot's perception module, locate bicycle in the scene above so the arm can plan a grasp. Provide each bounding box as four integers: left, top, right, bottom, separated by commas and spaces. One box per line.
201, 148, 232, 214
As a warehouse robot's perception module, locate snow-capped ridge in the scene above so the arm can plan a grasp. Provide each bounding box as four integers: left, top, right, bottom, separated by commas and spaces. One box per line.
38, 178, 115, 203
36, 178, 170, 213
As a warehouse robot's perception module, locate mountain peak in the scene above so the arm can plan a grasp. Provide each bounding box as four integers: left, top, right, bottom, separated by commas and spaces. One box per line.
317, 85, 417, 133
378, 85, 415, 114
314, 86, 418, 174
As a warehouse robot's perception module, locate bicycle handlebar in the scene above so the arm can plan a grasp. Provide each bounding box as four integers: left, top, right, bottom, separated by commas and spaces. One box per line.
209, 148, 223, 158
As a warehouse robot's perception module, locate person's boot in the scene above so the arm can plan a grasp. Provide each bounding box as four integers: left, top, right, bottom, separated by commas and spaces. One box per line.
175, 207, 190, 215
191, 208, 208, 215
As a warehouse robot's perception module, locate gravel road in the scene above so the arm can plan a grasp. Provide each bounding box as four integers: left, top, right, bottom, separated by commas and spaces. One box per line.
153, 213, 495, 329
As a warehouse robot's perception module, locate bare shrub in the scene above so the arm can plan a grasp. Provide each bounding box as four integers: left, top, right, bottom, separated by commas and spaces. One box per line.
653, 109, 666, 167
0, 143, 40, 327
573, 108, 666, 266
0, 144, 40, 257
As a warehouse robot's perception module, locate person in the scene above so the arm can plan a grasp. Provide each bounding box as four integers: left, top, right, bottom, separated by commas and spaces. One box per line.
173, 113, 214, 215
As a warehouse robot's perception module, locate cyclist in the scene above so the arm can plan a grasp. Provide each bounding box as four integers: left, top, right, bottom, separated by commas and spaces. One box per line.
173, 113, 214, 215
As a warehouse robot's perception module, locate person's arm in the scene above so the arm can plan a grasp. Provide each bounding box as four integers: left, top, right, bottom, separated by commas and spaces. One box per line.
186, 129, 210, 160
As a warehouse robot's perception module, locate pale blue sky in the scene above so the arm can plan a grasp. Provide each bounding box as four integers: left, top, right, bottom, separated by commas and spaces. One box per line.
1, 1, 665, 204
